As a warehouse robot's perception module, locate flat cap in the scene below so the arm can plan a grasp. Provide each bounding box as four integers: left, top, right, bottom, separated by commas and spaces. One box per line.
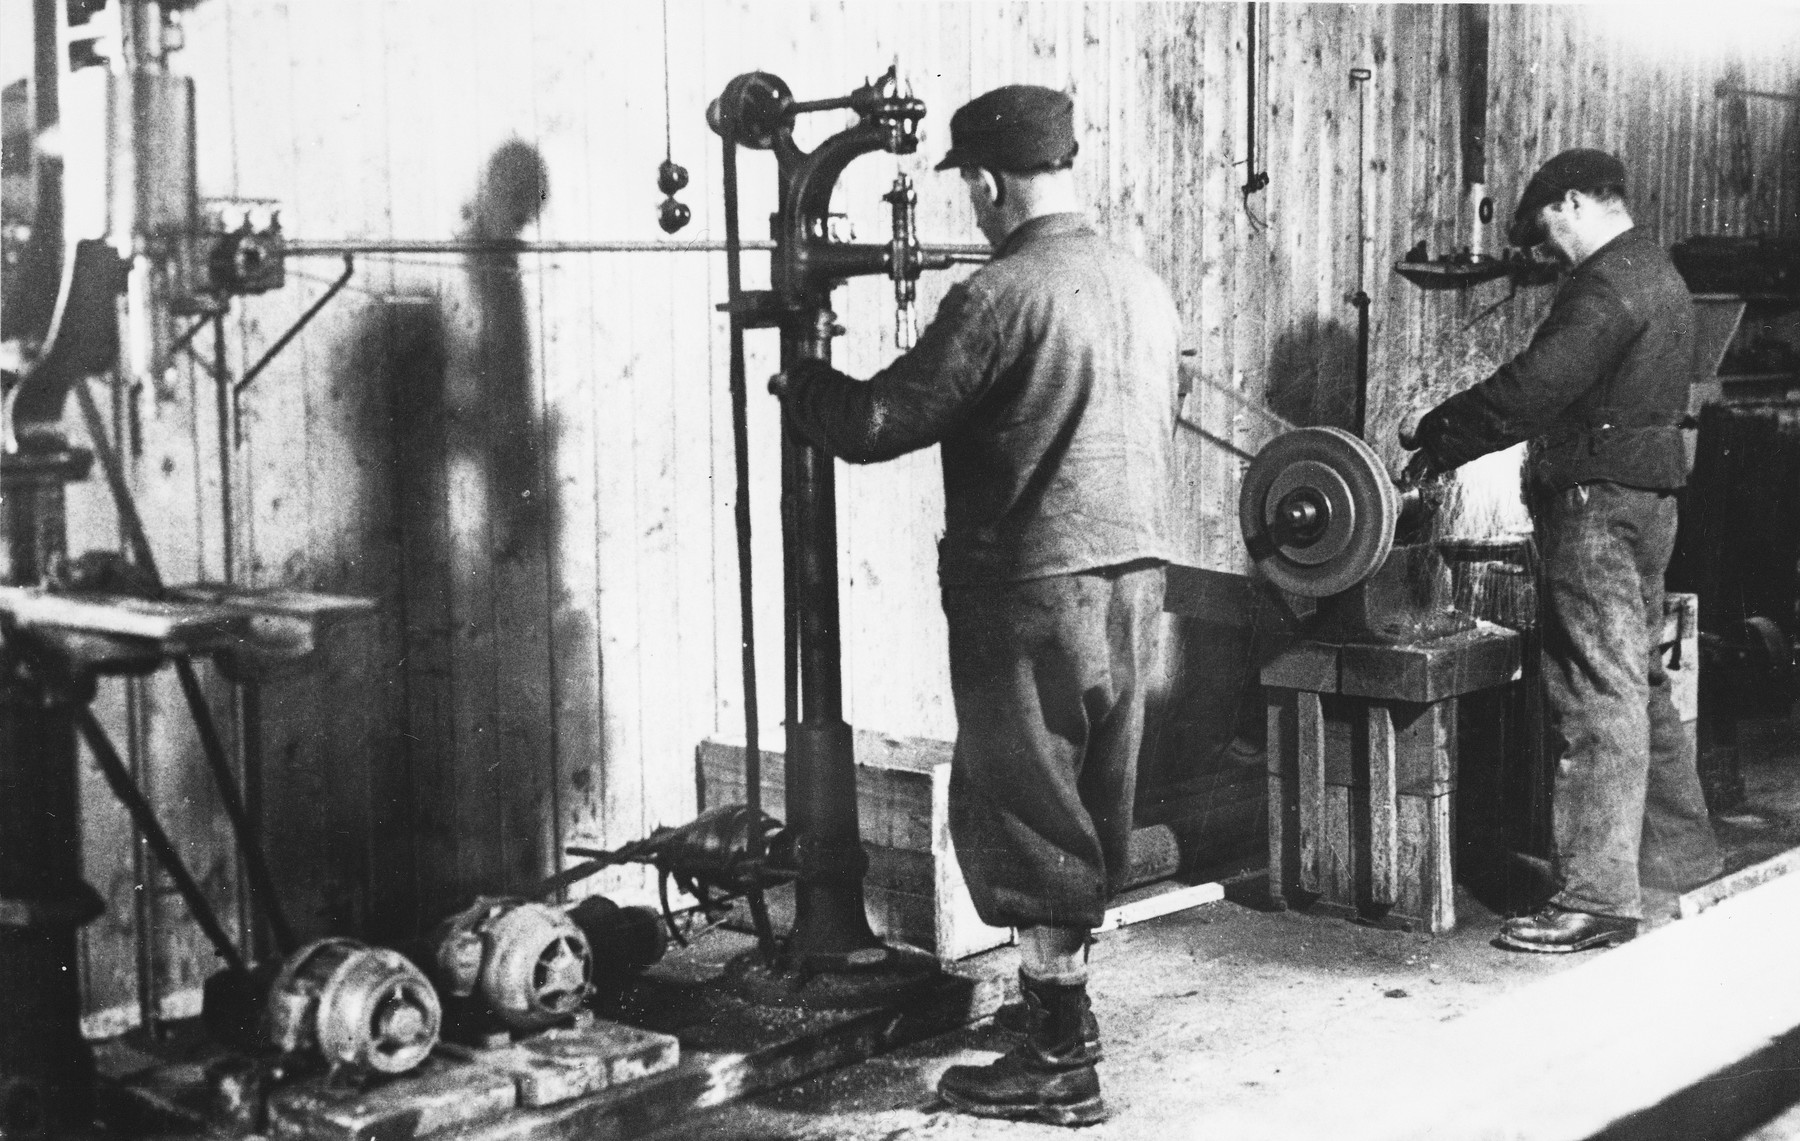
1514, 148, 1628, 220
934, 85, 1078, 173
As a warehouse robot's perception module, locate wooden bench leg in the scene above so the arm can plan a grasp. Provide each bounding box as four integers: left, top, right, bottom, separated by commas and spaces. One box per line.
1367, 704, 1399, 909
1297, 691, 1325, 896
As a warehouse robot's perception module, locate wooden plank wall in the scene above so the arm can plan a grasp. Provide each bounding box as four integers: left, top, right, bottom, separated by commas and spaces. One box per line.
60, 1, 1800, 1030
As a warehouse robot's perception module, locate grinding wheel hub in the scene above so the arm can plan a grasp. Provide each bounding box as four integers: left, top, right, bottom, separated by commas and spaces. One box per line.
1239, 426, 1400, 598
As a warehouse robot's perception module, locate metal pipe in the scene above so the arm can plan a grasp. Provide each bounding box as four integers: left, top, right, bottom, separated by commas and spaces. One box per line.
1716, 83, 1800, 105
74, 707, 247, 973
231, 254, 354, 430
281, 237, 990, 261
173, 659, 294, 953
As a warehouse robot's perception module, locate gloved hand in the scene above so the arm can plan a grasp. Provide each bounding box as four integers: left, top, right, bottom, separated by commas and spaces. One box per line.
1397, 420, 1447, 487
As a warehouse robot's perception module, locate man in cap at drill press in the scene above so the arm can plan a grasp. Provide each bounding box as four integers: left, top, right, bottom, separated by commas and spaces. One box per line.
770, 84, 1182, 1126
1400, 148, 1722, 953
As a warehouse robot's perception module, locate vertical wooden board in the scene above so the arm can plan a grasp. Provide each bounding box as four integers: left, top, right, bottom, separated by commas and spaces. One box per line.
280, 0, 402, 937
1368, 703, 1398, 909
1296, 689, 1324, 895
666, 0, 725, 840
124, 311, 239, 1006
609, 4, 691, 849
1398, 791, 1455, 934
1395, 697, 1455, 797
225, 0, 351, 941
1265, 771, 1289, 908
1322, 783, 1355, 910
66, 387, 152, 1029
522, 25, 607, 901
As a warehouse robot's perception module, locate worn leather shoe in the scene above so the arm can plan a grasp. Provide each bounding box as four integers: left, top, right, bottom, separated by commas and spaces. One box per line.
939, 973, 1106, 1126
1497, 903, 1637, 953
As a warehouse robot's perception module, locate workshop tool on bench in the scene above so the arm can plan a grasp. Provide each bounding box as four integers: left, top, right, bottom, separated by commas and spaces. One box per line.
1239, 425, 1451, 643
553, 804, 797, 955
1242, 427, 1521, 932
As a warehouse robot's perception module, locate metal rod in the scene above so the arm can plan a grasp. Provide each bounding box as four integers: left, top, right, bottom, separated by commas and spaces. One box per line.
173, 657, 296, 953
233, 254, 354, 409
169, 314, 210, 359
1350, 67, 1373, 438
1242, 3, 1269, 196
1716, 84, 1800, 105
722, 135, 780, 962
75, 706, 247, 973
281, 237, 990, 261
722, 143, 763, 854
213, 313, 233, 577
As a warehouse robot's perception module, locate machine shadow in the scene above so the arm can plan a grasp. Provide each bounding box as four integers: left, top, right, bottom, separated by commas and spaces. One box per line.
1266, 315, 1360, 433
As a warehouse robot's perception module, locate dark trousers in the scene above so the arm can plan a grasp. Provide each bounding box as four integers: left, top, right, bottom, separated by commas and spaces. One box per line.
941, 564, 1164, 930
1536, 482, 1722, 920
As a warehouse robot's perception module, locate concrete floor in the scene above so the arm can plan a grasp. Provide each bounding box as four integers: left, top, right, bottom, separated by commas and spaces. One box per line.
642, 720, 1800, 1141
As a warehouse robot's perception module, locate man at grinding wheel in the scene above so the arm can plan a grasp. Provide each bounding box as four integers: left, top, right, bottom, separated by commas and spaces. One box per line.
769, 85, 1181, 1125
1400, 149, 1722, 953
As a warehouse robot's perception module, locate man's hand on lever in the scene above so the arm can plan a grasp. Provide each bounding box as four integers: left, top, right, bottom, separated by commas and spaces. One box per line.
1397, 416, 1448, 488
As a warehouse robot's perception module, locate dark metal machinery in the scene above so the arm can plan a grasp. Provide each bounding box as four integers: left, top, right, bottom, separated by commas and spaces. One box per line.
706, 67, 964, 976
0, 448, 102, 1138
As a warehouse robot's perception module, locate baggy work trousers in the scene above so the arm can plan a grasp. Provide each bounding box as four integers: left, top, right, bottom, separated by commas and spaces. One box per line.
941, 563, 1165, 930
1536, 481, 1723, 920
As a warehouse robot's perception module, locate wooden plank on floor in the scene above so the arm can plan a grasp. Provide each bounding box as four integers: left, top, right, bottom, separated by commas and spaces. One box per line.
1678, 847, 1800, 921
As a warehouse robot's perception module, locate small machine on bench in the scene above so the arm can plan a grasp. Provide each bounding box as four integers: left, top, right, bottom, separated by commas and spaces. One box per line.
1239, 427, 1522, 933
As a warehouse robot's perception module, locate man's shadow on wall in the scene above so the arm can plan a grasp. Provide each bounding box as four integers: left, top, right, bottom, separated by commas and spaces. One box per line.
327, 139, 559, 935
462, 138, 552, 562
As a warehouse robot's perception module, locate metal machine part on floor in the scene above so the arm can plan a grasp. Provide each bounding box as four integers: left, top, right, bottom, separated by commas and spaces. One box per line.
423, 899, 595, 1040
201, 938, 442, 1077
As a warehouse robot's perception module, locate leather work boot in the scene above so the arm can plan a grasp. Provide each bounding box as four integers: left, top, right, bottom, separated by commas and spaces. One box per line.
990, 982, 1103, 1059
1497, 903, 1638, 953
938, 972, 1106, 1127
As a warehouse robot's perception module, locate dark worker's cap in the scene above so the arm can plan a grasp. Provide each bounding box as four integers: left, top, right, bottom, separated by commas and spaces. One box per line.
1513, 148, 1628, 220
934, 85, 1078, 173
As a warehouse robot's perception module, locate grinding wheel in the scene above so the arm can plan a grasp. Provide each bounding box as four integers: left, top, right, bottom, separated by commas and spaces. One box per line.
1239, 426, 1400, 598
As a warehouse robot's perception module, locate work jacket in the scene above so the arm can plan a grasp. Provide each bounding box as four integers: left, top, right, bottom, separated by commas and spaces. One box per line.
1415, 228, 1694, 493
780, 212, 1182, 586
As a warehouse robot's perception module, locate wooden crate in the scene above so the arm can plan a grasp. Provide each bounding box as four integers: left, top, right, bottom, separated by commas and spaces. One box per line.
697, 732, 1011, 961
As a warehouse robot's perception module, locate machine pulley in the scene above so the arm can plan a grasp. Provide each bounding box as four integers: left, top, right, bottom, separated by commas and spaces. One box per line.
1239, 426, 1402, 598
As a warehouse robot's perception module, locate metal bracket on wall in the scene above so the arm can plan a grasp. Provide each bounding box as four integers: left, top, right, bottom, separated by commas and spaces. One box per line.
165, 254, 357, 447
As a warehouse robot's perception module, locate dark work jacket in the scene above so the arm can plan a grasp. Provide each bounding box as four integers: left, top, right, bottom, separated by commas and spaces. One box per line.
1414, 228, 1693, 493
781, 212, 1182, 586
